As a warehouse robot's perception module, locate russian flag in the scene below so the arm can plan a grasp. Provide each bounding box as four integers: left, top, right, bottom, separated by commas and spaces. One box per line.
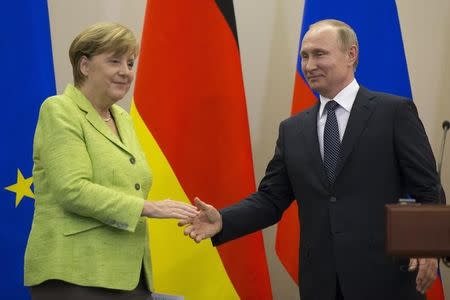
276, 0, 445, 299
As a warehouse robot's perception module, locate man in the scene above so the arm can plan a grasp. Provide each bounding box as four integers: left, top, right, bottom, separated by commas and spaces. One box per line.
181, 19, 441, 300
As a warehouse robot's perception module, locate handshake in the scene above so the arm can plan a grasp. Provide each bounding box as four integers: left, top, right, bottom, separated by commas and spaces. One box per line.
141, 197, 222, 243
179, 198, 223, 243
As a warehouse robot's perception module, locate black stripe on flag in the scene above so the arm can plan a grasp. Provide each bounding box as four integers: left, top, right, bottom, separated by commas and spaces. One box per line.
215, 0, 239, 48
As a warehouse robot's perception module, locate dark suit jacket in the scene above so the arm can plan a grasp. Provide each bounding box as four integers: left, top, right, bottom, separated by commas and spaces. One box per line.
212, 87, 441, 300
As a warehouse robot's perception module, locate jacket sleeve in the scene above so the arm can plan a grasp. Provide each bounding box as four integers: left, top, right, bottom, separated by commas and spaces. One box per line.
393, 99, 442, 203
34, 98, 145, 232
213, 120, 295, 245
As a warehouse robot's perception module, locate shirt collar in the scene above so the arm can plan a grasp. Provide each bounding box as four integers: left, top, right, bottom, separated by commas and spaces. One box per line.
319, 79, 359, 117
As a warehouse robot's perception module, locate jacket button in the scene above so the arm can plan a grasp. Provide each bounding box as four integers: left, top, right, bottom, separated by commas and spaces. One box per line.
329, 196, 337, 203
130, 157, 136, 164
135, 183, 141, 190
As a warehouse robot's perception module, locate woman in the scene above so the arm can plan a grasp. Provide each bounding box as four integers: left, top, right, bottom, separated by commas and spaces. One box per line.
24, 22, 197, 299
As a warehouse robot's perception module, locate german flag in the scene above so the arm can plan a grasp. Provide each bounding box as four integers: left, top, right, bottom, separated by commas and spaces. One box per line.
132, 1, 272, 299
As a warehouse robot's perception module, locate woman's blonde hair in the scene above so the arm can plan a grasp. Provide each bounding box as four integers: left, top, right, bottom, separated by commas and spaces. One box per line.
69, 22, 139, 86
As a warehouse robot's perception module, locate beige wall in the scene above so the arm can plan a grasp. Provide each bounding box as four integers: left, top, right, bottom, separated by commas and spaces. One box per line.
397, 1, 450, 298
48, 1, 450, 299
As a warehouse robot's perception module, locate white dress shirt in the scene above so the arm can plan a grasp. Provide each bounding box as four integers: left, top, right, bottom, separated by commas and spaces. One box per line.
318, 79, 360, 160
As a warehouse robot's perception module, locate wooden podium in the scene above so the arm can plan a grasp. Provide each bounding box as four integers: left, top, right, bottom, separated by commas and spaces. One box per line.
385, 204, 450, 256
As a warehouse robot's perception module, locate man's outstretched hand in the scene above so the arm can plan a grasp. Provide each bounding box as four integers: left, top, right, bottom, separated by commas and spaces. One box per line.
179, 197, 222, 243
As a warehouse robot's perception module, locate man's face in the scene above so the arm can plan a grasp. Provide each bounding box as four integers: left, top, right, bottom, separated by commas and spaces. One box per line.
300, 26, 356, 99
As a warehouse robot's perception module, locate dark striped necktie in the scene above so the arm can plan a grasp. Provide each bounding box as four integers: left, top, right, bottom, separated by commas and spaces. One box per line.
323, 100, 340, 184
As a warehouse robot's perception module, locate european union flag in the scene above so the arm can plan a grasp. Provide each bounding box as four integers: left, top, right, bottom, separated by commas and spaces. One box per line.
0, 1, 55, 299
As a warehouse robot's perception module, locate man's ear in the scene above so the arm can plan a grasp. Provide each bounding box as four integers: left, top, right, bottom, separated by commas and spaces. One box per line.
348, 45, 358, 67
79, 55, 90, 77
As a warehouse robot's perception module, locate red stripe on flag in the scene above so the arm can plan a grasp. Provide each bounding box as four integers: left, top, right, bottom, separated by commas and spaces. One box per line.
134, 1, 272, 298
291, 71, 317, 114
275, 201, 299, 283
426, 275, 445, 300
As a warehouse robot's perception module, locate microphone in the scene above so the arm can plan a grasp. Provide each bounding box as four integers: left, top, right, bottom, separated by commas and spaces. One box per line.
437, 120, 449, 184
443, 120, 450, 130
439, 121, 450, 266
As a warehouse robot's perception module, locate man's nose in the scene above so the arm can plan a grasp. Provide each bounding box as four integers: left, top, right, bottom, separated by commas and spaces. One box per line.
303, 58, 316, 72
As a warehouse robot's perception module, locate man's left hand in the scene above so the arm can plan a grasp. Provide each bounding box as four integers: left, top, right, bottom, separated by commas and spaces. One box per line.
408, 257, 438, 294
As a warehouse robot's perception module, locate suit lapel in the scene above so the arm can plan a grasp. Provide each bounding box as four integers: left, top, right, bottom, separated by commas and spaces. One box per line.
299, 103, 330, 190
335, 86, 377, 179
65, 85, 132, 155
110, 105, 131, 150
84, 110, 131, 154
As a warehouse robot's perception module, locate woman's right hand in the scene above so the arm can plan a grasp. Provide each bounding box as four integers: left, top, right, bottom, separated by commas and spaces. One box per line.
141, 199, 199, 220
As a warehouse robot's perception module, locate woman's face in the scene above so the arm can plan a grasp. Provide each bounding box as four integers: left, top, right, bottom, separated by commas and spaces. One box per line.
80, 51, 135, 104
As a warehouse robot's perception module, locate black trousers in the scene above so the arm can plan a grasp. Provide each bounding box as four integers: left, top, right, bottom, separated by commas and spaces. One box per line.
336, 276, 344, 300
29, 270, 152, 300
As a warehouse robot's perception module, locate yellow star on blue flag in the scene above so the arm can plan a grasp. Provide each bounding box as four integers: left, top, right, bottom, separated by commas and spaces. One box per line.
4, 169, 35, 207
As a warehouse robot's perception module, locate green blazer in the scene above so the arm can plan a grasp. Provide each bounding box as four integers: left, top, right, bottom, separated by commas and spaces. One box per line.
24, 84, 153, 291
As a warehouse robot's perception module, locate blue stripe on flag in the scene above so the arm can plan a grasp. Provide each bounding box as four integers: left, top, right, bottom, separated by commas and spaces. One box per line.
297, 0, 412, 98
